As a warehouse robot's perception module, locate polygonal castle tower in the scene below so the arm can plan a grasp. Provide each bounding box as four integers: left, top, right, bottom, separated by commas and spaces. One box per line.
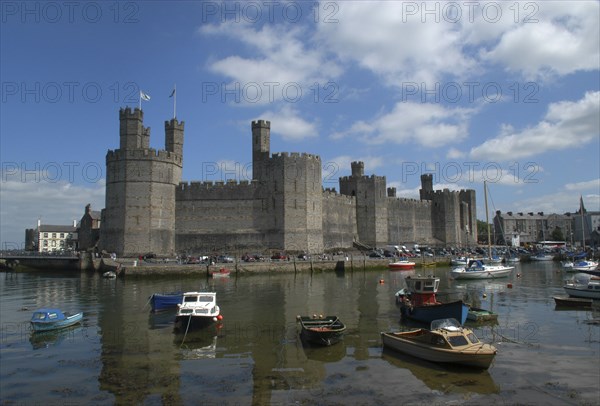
99, 107, 184, 256
419, 173, 477, 245
339, 161, 388, 248
251, 120, 324, 253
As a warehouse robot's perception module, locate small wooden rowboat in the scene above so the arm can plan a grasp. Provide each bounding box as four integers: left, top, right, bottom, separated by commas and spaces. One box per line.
297, 315, 346, 346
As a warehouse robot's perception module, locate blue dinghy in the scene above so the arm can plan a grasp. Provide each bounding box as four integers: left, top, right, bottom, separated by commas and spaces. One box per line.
30, 308, 83, 332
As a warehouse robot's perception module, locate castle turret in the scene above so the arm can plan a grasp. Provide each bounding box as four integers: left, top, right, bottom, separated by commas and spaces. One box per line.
419, 174, 434, 200
119, 107, 150, 150
252, 120, 270, 182
339, 161, 388, 248
165, 118, 184, 158
351, 161, 364, 177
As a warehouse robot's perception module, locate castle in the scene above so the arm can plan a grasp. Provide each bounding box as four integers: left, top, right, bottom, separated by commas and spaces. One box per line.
98, 108, 477, 256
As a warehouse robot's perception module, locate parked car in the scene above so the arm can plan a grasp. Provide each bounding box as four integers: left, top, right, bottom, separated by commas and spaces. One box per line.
217, 255, 234, 263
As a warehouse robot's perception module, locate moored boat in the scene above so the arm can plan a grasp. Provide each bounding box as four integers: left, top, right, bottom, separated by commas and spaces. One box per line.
388, 259, 416, 270
572, 260, 599, 272
531, 252, 554, 261
450, 260, 514, 280
381, 318, 497, 369
395, 275, 469, 325
553, 295, 593, 308
467, 307, 498, 322
150, 292, 183, 312
563, 274, 600, 300
297, 315, 346, 346
175, 292, 222, 330
210, 267, 231, 278
30, 308, 83, 332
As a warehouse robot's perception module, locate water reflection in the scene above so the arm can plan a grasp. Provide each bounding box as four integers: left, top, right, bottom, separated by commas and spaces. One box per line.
381, 348, 500, 394
29, 325, 82, 350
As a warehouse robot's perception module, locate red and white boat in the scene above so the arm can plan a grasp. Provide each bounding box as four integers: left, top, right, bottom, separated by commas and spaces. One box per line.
388, 259, 415, 270
210, 268, 231, 278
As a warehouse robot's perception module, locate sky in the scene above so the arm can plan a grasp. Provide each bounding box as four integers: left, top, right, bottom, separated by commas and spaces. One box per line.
1, 0, 599, 249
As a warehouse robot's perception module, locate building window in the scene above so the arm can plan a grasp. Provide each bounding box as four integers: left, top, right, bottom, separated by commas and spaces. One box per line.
52, 233, 56, 238
44, 233, 48, 238
60, 233, 64, 238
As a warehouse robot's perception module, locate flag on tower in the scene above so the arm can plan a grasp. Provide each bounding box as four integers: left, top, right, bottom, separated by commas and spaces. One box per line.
169, 88, 176, 98
140, 91, 151, 101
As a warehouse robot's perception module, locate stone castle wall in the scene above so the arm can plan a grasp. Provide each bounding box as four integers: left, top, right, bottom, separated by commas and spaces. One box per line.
101, 109, 477, 256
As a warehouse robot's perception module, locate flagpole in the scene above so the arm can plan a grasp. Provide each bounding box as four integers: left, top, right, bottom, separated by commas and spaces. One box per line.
173, 83, 177, 119
139, 90, 142, 111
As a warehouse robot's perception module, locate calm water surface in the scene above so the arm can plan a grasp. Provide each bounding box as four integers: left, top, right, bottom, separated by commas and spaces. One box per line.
1, 262, 599, 405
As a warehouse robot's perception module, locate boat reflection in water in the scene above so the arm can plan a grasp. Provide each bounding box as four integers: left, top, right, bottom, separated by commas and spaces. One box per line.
299, 338, 346, 363
174, 327, 220, 360
381, 348, 499, 395
29, 325, 82, 350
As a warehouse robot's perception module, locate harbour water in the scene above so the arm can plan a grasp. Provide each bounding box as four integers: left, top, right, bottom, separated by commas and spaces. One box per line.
1, 262, 599, 405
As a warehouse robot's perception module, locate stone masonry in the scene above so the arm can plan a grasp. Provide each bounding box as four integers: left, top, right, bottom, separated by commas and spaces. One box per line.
99, 108, 477, 256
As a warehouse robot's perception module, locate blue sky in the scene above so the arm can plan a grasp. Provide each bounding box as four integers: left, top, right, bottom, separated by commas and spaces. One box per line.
1, 1, 599, 248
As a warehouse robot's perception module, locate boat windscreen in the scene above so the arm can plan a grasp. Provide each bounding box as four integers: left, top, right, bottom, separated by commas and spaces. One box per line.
447, 335, 469, 347
198, 296, 214, 302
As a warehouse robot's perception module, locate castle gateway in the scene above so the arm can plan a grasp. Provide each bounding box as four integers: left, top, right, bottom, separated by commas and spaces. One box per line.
99, 108, 477, 256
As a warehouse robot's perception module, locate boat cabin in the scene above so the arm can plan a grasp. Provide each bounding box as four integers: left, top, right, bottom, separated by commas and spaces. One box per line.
31, 308, 67, 323
176, 292, 219, 316
402, 275, 440, 306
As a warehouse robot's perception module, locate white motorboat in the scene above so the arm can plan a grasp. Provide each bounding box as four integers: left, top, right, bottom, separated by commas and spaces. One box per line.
563, 274, 600, 300
451, 259, 514, 280
175, 292, 221, 330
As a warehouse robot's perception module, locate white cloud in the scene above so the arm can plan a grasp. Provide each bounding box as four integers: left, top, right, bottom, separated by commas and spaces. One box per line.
256, 105, 317, 141
565, 179, 600, 192
0, 174, 105, 248
199, 22, 342, 104
480, 2, 600, 79
315, 1, 475, 85
470, 91, 600, 161
338, 102, 473, 147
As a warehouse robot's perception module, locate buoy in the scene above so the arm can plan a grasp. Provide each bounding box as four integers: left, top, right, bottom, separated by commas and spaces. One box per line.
482, 293, 487, 298
379, 279, 385, 284
517, 273, 521, 278
217, 314, 223, 321
507, 283, 513, 288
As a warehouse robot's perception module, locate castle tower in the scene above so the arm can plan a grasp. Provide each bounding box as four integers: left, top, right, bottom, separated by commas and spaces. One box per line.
252, 120, 270, 182
165, 118, 184, 157
419, 174, 434, 200
100, 107, 183, 257
339, 161, 388, 248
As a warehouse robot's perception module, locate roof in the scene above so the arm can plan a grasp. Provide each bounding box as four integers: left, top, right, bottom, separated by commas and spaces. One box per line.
38, 225, 77, 232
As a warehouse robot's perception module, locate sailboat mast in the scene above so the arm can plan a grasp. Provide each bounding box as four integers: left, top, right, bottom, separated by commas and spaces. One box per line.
484, 181, 492, 259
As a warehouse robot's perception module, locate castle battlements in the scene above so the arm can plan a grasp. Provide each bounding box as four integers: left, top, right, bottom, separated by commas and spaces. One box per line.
323, 189, 354, 202
119, 107, 143, 120
339, 174, 386, 182
106, 148, 183, 165
270, 152, 321, 162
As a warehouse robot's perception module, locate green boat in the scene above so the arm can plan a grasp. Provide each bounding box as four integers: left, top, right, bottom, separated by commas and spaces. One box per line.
467, 307, 498, 322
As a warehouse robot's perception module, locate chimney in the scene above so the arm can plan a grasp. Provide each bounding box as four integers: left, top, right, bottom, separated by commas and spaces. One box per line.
73, 220, 77, 227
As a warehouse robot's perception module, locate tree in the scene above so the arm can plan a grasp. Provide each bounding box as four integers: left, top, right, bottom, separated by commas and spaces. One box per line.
550, 227, 564, 242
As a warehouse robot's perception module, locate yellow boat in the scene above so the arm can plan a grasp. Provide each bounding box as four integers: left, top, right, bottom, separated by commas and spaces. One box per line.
381, 318, 497, 369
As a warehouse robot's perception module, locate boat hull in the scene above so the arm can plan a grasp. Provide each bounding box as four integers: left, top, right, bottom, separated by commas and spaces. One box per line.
388, 261, 415, 270
451, 266, 513, 280
150, 293, 183, 312
381, 331, 496, 369
467, 308, 498, 322
401, 301, 469, 325
175, 315, 217, 330
31, 313, 83, 332
553, 295, 593, 307
298, 316, 346, 346
563, 286, 600, 300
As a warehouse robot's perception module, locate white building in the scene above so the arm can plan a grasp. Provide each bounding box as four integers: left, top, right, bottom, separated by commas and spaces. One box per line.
35, 220, 78, 253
